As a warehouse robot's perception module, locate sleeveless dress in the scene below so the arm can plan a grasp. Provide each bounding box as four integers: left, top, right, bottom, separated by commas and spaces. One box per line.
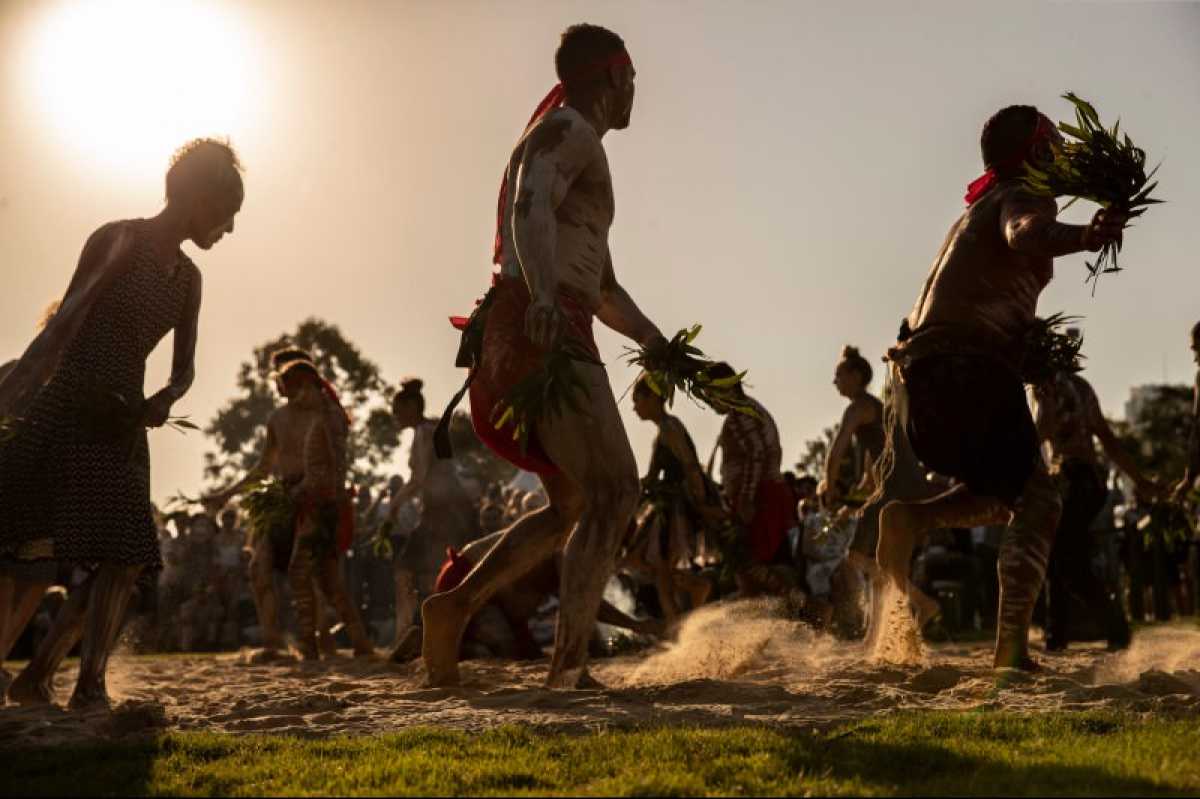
0, 221, 198, 570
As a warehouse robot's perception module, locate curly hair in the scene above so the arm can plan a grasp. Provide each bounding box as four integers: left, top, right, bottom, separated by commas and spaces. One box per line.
839, 345, 874, 386
165, 137, 244, 206
980, 105, 1040, 177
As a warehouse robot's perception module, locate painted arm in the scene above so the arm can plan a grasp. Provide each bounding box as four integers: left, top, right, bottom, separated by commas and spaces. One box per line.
0, 223, 135, 415
296, 417, 340, 500
1082, 380, 1156, 495
145, 268, 202, 427
512, 114, 595, 350
1001, 190, 1125, 258
597, 251, 663, 347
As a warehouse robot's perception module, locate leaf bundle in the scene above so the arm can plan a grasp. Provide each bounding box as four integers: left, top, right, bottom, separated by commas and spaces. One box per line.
1019, 312, 1085, 385
1023, 92, 1163, 292
240, 476, 295, 546
491, 341, 599, 456
623, 325, 757, 418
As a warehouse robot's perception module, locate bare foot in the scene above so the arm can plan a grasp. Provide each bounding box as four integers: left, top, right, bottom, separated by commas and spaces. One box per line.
8, 671, 54, 706
68, 683, 112, 712
389, 626, 422, 664
421, 593, 467, 687
546, 666, 604, 690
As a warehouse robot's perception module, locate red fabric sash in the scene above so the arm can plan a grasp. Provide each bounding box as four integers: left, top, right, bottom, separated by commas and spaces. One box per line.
748, 478, 793, 564
492, 50, 633, 264
964, 114, 1054, 206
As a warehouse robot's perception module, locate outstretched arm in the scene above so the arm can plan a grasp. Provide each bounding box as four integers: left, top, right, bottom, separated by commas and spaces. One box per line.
1001, 190, 1125, 258
1082, 381, 1157, 496
0, 223, 136, 415
512, 114, 596, 350
206, 420, 281, 509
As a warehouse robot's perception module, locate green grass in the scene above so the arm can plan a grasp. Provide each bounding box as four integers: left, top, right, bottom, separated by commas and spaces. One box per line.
3, 712, 1199, 797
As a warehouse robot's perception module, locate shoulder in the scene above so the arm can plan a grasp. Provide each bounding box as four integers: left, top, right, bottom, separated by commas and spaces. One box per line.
523, 107, 600, 163
80, 220, 139, 271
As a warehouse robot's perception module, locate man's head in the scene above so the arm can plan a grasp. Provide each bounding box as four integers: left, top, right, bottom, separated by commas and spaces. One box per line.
705, 362, 747, 415
219, 507, 238, 532
388, 474, 405, 496
980, 105, 1061, 178
631, 374, 665, 420
1190, 320, 1200, 367
556, 24, 635, 130
166, 137, 244, 249
269, 346, 319, 399
834, 345, 873, 398
392, 378, 425, 428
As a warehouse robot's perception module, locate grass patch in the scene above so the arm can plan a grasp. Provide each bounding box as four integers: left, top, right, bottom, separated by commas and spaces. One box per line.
3, 711, 1198, 796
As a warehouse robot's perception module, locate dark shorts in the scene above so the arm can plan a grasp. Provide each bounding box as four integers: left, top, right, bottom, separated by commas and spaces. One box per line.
902, 354, 1039, 507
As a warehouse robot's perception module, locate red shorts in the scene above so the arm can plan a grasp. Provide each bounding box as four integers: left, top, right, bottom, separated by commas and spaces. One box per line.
466, 276, 599, 476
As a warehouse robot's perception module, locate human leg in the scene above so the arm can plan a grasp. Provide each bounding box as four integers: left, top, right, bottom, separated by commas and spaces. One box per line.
69, 563, 141, 709
315, 553, 373, 656
247, 533, 284, 651
9, 572, 93, 705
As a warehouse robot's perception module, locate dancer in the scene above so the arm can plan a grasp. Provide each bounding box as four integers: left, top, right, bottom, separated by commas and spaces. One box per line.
875, 105, 1127, 670
711, 363, 796, 596
1031, 364, 1159, 651
625, 376, 720, 624
1, 139, 242, 707
206, 347, 373, 659
385, 379, 476, 653
423, 23, 665, 688
1172, 320, 1200, 503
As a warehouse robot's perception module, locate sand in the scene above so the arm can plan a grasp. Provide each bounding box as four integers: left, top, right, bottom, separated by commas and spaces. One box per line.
2, 600, 1198, 746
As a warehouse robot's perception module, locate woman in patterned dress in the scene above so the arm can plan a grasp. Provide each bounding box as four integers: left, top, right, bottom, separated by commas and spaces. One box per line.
0, 139, 243, 709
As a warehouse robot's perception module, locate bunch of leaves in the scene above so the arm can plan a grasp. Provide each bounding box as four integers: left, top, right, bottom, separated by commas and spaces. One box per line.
491, 341, 600, 456
624, 326, 757, 417
1023, 92, 1163, 292
1019, 312, 1085, 385
239, 476, 295, 545
1137, 500, 1196, 549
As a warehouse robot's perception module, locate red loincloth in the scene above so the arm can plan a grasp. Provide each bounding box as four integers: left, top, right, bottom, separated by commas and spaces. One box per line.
455, 276, 599, 476
748, 478, 793, 564
435, 546, 475, 593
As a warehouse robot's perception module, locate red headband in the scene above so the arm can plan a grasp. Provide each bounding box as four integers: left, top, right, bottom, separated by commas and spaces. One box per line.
493, 50, 633, 264
964, 114, 1054, 206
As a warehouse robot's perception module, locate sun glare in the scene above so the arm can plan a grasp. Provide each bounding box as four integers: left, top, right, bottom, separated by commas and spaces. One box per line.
22, 0, 259, 176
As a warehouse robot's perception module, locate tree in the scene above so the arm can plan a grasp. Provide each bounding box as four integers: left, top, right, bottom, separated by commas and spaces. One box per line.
204, 318, 400, 492
1109, 383, 1193, 481
796, 423, 860, 488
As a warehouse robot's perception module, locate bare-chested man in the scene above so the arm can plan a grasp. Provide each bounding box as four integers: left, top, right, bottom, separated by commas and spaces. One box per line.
1031, 363, 1159, 651
876, 104, 1127, 670
423, 24, 665, 688
207, 348, 372, 659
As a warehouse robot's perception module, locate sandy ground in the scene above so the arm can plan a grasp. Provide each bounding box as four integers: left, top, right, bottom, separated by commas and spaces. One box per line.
2, 601, 1199, 746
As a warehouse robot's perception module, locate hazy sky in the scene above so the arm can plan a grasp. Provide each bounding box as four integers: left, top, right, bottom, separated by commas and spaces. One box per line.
2, 0, 1198, 504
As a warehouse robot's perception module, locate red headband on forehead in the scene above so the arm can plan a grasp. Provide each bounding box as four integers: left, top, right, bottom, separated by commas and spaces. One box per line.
492, 50, 633, 265
963, 114, 1054, 206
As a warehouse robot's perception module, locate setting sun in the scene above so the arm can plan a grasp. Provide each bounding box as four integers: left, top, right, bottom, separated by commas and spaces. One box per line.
20, 0, 259, 175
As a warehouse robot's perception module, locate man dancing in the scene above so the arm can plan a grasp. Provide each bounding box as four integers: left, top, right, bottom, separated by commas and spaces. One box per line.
876, 105, 1126, 670
1031, 359, 1159, 651
207, 347, 372, 659
423, 23, 665, 688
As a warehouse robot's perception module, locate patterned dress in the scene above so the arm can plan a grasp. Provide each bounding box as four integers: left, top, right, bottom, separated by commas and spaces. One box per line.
0, 221, 199, 569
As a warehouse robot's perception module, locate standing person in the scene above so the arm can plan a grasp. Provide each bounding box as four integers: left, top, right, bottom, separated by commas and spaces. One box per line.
206, 348, 373, 659
818, 346, 886, 510
1031, 366, 1159, 651
875, 105, 1127, 670
386, 379, 476, 652
626, 376, 720, 624
423, 23, 666, 689
1172, 321, 1200, 504
711, 363, 796, 596
1, 139, 242, 708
